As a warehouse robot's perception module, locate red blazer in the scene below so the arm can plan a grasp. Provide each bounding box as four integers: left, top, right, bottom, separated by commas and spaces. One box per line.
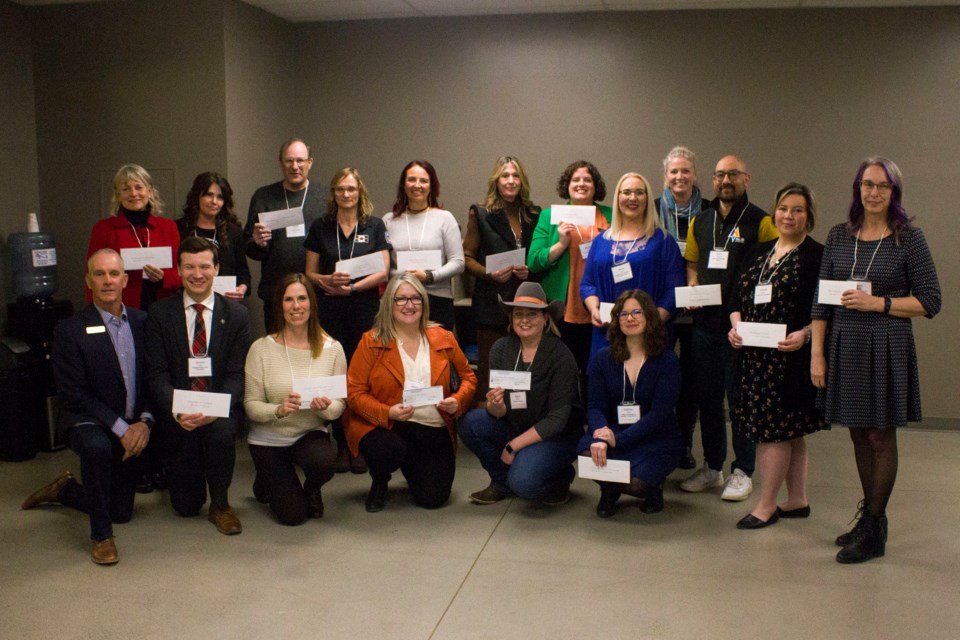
87, 214, 181, 308
346, 325, 476, 456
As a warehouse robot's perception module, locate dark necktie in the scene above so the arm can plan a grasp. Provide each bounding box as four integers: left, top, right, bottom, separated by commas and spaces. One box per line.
191, 303, 208, 391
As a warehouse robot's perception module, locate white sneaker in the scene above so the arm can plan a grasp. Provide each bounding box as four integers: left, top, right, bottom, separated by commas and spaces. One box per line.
680, 466, 724, 493
721, 469, 753, 501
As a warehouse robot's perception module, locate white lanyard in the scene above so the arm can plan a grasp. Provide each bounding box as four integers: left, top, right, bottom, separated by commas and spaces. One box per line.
757, 240, 799, 285
850, 228, 888, 281
612, 231, 645, 266
712, 206, 747, 251
404, 209, 430, 251
283, 180, 309, 210
513, 348, 533, 372
336, 221, 359, 262
672, 202, 692, 241
127, 221, 150, 248
283, 337, 313, 383
621, 363, 639, 405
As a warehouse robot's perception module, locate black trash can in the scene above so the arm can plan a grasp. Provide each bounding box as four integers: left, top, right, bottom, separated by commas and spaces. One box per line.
0, 336, 44, 461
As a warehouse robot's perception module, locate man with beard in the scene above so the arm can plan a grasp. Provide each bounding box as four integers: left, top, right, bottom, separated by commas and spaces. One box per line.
679, 155, 777, 501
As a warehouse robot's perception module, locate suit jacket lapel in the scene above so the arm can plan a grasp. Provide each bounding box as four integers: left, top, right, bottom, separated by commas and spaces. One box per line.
82, 305, 124, 386
486, 210, 519, 248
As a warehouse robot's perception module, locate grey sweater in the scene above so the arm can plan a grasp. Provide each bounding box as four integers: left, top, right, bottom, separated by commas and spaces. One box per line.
383, 208, 465, 299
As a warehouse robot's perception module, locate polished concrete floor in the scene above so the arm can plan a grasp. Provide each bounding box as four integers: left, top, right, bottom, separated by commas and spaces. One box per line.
2, 426, 958, 639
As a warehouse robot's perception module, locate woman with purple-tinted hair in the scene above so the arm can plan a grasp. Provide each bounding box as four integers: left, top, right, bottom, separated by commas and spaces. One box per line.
382, 161, 465, 331
810, 157, 941, 564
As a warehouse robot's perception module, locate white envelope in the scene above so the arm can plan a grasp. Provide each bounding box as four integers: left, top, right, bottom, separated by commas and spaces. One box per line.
550, 204, 596, 226
213, 276, 237, 295
293, 375, 348, 408
577, 456, 630, 484
397, 250, 442, 272
817, 280, 872, 305
172, 389, 231, 418
485, 247, 526, 274
737, 322, 787, 348
402, 385, 444, 406
674, 284, 722, 308
599, 302, 614, 324
335, 253, 385, 279
120, 247, 173, 270
258, 207, 305, 231
488, 369, 532, 391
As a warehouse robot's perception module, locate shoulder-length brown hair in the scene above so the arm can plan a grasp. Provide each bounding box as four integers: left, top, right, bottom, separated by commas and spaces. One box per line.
181, 172, 241, 248
271, 273, 328, 358
606, 290, 666, 363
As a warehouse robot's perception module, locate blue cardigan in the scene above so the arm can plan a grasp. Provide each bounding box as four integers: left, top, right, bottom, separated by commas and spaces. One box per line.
579, 228, 685, 359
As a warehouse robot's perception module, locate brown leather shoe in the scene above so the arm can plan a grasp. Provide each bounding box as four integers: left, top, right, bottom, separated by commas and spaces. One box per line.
21, 470, 76, 510
208, 505, 243, 535
91, 538, 119, 565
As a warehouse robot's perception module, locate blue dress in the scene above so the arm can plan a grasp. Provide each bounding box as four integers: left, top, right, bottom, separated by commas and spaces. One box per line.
579, 347, 682, 484
580, 228, 685, 359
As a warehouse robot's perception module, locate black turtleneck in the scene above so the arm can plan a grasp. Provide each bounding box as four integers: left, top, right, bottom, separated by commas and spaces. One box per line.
120, 206, 151, 226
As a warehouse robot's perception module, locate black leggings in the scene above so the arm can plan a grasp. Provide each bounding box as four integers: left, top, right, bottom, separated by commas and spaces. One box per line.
249, 431, 336, 525
359, 421, 455, 509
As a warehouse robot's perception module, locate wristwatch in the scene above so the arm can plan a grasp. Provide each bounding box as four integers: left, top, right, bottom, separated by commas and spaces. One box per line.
504, 443, 515, 454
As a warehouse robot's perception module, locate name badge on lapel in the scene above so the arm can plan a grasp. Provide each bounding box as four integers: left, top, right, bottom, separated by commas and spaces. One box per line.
86, 325, 106, 334
189, 358, 213, 377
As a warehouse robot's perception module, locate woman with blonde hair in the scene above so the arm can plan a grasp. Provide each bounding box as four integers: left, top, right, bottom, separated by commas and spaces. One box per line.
581, 172, 685, 358
462, 156, 542, 399
346, 274, 476, 512
305, 167, 390, 473
88, 164, 181, 309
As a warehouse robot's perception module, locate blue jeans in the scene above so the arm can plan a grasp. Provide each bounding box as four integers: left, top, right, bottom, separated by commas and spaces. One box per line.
458, 409, 576, 501
691, 325, 755, 476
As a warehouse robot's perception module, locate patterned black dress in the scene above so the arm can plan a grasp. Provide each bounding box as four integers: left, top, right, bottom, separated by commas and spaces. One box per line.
811, 224, 941, 428
732, 239, 825, 443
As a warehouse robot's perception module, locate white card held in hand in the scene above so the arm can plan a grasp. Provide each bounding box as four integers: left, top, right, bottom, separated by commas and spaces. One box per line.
396, 250, 442, 272
120, 247, 173, 270
213, 276, 237, 295
335, 253, 384, 279
485, 247, 526, 274
737, 322, 787, 348
258, 207, 305, 231
817, 280, 872, 305
550, 204, 596, 226
489, 369, 532, 391
577, 456, 630, 483
599, 302, 614, 324
293, 375, 348, 408
402, 385, 444, 406
172, 389, 231, 418
674, 284, 722, 308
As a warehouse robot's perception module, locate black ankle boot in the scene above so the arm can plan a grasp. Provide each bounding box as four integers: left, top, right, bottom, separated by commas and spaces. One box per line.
835, 499, 867, 547
836, 514, 887, 564
640, 484, 664, 514
365, 480, 388, 513
596, 484, 621, 518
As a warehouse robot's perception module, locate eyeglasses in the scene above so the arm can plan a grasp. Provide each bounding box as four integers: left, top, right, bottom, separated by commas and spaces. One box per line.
713, 170, 748, 181
617, 309, 644, 320
334, 186, 358, 195
283, 158, 310, 167
393, 296, 423, 307
512, 310, 542, 321
619, 189, 647, 198
859, 180, 893, 194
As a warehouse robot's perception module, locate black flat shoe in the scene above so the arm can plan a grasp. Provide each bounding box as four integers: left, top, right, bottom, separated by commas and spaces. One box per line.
365, 481, 388, 513
596, 487, 621, 518
776, 505, 811, 518
737, 511, 779, 529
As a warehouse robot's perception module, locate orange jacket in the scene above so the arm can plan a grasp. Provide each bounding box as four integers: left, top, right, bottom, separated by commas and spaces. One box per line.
346, 325, 476, 456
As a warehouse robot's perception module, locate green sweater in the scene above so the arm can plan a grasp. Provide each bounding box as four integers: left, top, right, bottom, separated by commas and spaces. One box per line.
526, 203, 612, 302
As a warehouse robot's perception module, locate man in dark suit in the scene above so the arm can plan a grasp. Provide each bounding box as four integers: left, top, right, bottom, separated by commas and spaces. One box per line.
145, 236, 250, 535
21, 249, 154, 565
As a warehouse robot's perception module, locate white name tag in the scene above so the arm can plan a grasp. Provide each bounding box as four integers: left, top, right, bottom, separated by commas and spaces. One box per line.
754, 284, 772, 305
188, 357, 212, 377
86, 325, 106, 334
285, 223, 306, 238
677, 240, 687, 256
617, 404, 641, 424
579, 241, 593, 259
708, 250, 729, 270
611, 262, 633, 283
509, 391, 527, 409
